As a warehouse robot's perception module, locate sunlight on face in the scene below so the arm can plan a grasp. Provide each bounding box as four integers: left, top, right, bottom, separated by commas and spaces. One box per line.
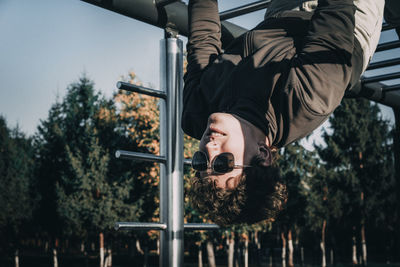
198, 113, 260, 189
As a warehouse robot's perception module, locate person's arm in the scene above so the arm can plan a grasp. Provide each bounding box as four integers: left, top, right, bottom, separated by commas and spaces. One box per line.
275, 0, 356, 147
185, 0, 222, 85
293, 0, 355, 112
182, 0, 223, 139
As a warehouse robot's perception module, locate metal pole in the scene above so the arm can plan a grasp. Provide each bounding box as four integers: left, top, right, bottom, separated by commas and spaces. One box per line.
160, 32, 184, 267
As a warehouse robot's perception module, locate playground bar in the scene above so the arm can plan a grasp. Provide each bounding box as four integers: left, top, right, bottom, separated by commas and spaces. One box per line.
117, 82, 167, 99
115, 150, 167, 164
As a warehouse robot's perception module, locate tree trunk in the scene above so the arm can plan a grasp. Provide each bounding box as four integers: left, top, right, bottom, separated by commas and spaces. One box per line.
301, 246, 304, 266
228, 234, 234, 267
53, 238, 59, 267
15, 249, 19, 267
104, 248, 112, 267
157, 238, 160, 255
288, 230, 294, 267
100, 233, 104, 267
361, 224, 367, 266
53, 248, 58, 267
352, 231, 358, 265
136, 239, 144, 255
143, 245, 149, 267
281, 231, 287, 267
321, 220, 327, 267
198, 243, 203, 267
206, 240, 216, 267
254, 231, 261, 266
330, 248, 334, 266
244, 237, 249, 267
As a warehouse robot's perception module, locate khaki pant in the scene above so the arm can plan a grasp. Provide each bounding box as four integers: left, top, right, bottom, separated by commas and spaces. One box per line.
265, 0, 385, 73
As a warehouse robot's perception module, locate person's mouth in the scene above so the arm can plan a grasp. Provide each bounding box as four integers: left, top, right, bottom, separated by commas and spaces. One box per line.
207, 126, 226, 137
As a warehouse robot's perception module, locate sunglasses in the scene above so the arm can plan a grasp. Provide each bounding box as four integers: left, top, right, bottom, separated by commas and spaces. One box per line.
191, 151, 252, 174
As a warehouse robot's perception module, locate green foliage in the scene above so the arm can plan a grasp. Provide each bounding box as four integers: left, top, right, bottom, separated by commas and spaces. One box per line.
34, 73, 161, 243
0, 116, 36, 244
312, 98, 395, 245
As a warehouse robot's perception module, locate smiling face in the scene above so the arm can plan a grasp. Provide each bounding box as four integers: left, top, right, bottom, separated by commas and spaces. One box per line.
198, 112, 270, 189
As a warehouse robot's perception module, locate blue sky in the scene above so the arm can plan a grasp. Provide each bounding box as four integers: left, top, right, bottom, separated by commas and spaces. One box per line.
0, 0, 398, 148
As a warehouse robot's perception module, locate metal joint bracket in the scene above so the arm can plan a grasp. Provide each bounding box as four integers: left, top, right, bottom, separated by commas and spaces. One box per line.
165, 27, 179, 38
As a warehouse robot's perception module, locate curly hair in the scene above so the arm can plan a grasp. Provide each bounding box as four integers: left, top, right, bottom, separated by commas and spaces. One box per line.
189, 154, 287, 226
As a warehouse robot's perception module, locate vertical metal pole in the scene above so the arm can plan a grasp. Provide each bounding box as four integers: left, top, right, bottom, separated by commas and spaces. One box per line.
393, 107, 400, 262
159, 32, 184, 267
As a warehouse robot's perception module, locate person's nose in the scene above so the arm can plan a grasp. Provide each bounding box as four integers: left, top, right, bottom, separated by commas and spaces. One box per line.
205, 140, 221, 160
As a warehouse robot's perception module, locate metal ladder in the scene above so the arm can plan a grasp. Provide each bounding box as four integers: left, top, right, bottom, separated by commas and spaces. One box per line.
114, 29, 219, 267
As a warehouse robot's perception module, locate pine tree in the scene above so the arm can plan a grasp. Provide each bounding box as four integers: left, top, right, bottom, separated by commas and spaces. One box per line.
0, 116, 36, 262
277, 142, 314, 267
316, 98, 394, 264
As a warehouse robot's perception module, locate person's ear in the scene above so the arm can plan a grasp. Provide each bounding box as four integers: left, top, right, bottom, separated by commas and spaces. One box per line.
257, 143, 272, 167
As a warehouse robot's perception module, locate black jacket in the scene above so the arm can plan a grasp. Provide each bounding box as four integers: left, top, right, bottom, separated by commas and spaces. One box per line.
182, 0, 363, 148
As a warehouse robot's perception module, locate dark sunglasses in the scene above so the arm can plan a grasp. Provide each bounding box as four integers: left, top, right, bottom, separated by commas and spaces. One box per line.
191, 151, 251, 174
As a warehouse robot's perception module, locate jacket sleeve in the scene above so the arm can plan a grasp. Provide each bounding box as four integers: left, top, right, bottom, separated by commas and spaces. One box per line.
182, 0, 223, 139
275, 0, 356, 147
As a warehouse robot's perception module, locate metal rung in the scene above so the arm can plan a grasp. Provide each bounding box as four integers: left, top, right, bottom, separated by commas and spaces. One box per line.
115, 222, 167, 231
362, 71, 400, 84
383, 84, 400, 93
376, 40, 400, 52
184, 223, 220, 230
117, 81, 167, 99
184, 158, 192, 166
115, 222, 219, 231
116, 150, 167, 164
382, 23, 396, 32
220, 0, 271, 21
155, 0, 179, 7
367, 58, 400, 70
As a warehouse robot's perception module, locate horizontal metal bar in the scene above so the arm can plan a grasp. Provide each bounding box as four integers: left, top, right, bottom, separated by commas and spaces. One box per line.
383, 84, 400, 93
376, 40, 400, 52
362, 82, 400, 108
155, 0, 179, 7
184, 223, 220, 230
362, 72, 400, 84
220, 0, 271, 21
117, 81, 167, 99
184, 158, 192, 166
367, 58, 400, 70
382, 23, 396, 32
115, 222, 220, 231
115, 150, 167, 164
115, 222, 167, 231
81, 0, 248, 46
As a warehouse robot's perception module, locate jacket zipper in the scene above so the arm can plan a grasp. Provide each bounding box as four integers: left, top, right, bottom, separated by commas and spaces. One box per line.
244, 30, 253, 58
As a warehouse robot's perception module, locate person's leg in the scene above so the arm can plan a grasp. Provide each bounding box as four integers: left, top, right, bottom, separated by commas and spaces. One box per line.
264, 0, 317, 19
264, 0, 385, 73
353, 0, 385, 73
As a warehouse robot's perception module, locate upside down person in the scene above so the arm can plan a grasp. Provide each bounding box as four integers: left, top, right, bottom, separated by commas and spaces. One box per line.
182, 0, 386, 226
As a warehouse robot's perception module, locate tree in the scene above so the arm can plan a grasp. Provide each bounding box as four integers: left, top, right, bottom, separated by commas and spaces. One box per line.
316, 98, 395, 264
0, 116, 37, 266
277, 142, 313, 267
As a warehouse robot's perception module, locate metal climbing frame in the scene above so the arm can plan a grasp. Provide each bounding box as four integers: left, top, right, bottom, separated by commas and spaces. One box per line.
82, 0, 400, 107
115, 33, 220, 267
81, 0, 400, 266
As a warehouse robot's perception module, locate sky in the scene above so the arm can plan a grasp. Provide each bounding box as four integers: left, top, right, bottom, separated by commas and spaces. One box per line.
0, 0, 399, 149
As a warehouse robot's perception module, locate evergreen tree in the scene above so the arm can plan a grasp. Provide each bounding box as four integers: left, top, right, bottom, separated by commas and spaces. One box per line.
316, 98, 394, 263
0, 116, 36, 255
34, 100, 66, 241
